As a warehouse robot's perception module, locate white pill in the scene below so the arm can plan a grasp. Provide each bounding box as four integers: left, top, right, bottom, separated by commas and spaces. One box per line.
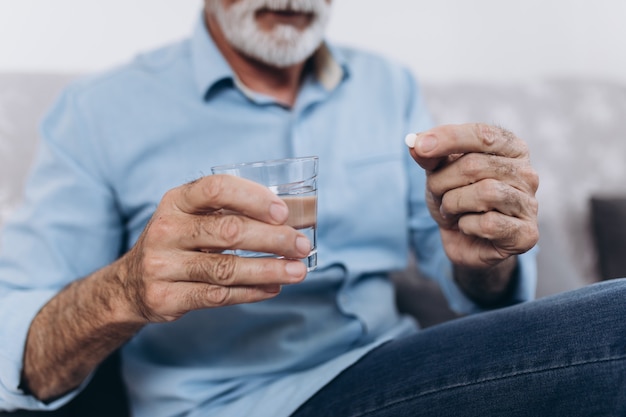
404, 133, 417, 148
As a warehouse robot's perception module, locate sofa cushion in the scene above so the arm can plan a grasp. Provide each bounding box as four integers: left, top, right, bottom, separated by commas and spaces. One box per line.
0, 73, 78, 226
590, 196, 626, 280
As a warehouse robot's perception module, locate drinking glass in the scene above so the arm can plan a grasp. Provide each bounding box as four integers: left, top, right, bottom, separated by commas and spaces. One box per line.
211, 156, 318, 271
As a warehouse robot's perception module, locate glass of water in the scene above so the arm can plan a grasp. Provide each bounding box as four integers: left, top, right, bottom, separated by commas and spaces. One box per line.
211, 156, 318, 271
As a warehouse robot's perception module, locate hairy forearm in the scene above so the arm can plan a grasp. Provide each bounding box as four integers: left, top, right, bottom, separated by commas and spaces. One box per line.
21, 262, 144, 402
453, 256, 518, 307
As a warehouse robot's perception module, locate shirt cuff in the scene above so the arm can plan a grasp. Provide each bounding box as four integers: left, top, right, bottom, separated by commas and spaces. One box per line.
437, 248, 538, 315
0, 289, 83, 411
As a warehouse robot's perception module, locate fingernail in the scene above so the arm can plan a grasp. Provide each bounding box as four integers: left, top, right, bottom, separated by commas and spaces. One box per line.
270, 202, 288, 223
404, 133, 417, 148
418, 135, 438, 153
263, 285, 282, 294
285, 261, 306, 278
296, 236, 311, 256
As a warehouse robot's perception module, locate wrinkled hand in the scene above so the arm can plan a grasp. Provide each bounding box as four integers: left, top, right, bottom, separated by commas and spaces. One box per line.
406, 123, 539, 270
117, 175, 311, 323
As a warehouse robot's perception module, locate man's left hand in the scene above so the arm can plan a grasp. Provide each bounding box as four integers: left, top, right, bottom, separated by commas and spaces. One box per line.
406, 123, 539, 270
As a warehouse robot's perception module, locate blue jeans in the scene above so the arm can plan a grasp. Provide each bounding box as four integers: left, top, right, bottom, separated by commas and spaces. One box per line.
292, 278, 626, 416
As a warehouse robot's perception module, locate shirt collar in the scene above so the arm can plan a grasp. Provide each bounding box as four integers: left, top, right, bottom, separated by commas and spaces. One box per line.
190, 13, 349, 100
313, 43, 346, 92
190, 14, 234, 99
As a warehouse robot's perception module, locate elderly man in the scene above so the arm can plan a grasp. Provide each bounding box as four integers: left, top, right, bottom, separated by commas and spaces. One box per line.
1, 0, 624, 416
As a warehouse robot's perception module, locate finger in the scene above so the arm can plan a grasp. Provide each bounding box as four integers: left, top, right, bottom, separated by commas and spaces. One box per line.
178, 282, 285, 311
133, 253, 307, 321
427, 153, 539, 199
440, 179, 539, 219
171, 175, 289, 225
405, 124, 529, 172
172, 212, 311, 257
149, 281, 284, 320
181, 252, 307, 287
457, 211, 539, 254
440, 230, 510, 268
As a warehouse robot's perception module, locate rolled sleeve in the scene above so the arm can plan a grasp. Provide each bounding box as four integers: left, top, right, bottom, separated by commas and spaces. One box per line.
435, 249, 538, 314
0, 86, 124, 411
0, 289, 85, 411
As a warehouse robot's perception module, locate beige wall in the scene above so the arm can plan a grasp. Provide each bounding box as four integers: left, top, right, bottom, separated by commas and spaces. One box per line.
0, 0, 625, 83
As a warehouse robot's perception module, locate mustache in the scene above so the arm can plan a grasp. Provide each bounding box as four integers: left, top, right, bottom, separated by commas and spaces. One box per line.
238, 0, 328, 14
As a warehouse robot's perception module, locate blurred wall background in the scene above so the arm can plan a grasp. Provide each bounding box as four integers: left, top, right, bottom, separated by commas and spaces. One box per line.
0, 0, 625, 83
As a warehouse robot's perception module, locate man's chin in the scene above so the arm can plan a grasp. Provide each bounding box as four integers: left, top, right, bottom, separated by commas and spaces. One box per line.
236, 29, 322, 68
242, 47, 315, 69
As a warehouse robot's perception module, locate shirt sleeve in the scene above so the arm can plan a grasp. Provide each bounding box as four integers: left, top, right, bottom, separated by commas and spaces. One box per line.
0, 86, 125, 411
402, 70, 537, 315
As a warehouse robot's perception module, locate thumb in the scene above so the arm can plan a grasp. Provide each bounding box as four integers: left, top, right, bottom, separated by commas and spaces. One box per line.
404, 132, 446, 172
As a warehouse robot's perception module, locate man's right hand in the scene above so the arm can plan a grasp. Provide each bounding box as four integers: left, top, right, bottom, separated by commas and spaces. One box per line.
21, 174, 310, 401
118, 174, 311, 324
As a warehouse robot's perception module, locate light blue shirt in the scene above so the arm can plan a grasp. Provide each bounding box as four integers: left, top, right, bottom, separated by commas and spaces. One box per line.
0, 16, 536, 416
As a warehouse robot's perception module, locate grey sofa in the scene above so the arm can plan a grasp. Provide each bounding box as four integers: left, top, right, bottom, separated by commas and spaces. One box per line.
1, 73, 625, 415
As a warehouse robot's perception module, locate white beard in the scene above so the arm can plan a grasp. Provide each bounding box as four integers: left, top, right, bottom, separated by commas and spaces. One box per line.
207, 0, 331, 68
